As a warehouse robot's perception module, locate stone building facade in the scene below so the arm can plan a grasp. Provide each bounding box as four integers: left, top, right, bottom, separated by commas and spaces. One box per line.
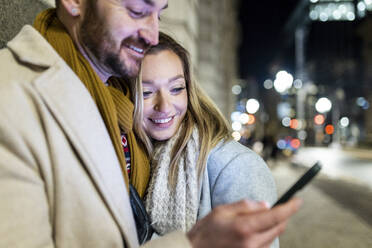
0, 0, 53, 48
357, 18, 372, 145
158, 0, 240, 117
1, 0, 240, 118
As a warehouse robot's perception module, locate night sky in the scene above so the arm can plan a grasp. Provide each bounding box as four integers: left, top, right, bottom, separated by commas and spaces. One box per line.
238, 0, 299, 82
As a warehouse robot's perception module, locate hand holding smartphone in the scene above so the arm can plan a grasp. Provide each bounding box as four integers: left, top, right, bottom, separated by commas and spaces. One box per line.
273, 162, 322, 207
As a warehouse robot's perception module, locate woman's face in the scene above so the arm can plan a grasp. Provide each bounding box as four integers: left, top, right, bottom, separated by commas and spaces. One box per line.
141, 50, 188, 141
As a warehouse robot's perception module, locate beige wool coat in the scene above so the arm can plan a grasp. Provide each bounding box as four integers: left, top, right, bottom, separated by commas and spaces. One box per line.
0, 25, 190, 248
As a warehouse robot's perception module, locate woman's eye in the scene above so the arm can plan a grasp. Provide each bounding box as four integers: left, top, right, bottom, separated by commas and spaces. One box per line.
171, 87, 186, 94
143, 91, 152, 98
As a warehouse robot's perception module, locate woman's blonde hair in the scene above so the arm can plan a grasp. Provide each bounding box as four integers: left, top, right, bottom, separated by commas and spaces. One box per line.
133, 32, 232, 185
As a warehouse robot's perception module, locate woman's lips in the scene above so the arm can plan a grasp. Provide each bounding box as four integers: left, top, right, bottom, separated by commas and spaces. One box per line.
149, 116, 175, 128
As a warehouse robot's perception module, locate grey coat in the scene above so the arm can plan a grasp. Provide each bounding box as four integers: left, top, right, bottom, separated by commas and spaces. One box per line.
198, 140, 279, 247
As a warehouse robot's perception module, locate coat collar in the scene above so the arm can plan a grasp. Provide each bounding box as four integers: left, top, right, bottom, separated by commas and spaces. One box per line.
7, 25, 60, 68
7, 25, 139, 247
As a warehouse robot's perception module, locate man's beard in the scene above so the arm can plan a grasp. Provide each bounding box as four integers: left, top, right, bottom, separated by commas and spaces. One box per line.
80, 2, 142, 79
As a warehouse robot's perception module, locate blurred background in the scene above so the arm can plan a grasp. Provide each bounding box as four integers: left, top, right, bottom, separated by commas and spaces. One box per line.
236, 0, 372, 157
1, 0, 371, 246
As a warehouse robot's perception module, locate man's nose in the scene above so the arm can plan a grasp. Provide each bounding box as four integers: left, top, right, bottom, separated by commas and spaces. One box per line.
139, 13, 159, 46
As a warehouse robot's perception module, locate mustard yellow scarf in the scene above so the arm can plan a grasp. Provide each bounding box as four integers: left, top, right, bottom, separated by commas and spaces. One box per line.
33, 9, 150, 197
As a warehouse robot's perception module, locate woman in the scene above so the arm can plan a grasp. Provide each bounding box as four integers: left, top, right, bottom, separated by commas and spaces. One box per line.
134, 32, 277, 244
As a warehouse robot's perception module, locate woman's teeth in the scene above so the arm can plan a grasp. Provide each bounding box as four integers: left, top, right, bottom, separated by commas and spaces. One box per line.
152, 117, 172, 124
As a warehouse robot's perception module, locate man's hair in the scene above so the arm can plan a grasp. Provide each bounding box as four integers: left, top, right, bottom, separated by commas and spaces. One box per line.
55, 0, 60, 9
133, 32, 232, 186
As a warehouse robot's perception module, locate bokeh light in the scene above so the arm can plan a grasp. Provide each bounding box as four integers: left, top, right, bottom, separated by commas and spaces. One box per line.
274, 70, 294, 93
246, 99, 260, 114
339, 117, 349, 128
247, 114, 256, 125
232, 131, 241, 141
232, 85, 242, 95
315, 97, 332, 113
239, 113, 250, 124
325, 124, 335, 135
314, 114, 325, 125
298, 130, 307, 140
293, 79, 303, 89
231, 111, 241, 122
252, 141, 264, 154
290, 119, 299, 129
290, 138, 301, 149
282, 117, 291, 127
263, 79, 273, 89
277, 139, 287, 150
232, 121, 242, 131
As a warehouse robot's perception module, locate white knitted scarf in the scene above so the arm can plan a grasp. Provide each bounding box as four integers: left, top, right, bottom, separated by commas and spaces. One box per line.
144, 127, 200, 235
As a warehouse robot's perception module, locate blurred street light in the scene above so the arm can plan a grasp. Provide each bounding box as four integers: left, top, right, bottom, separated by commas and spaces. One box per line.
325, 124, 335, 135
290, 138, 301, 149
282, 117, 291, 127
232, 131, 241, 141
315, 97, 332, 113
298, 130, 308, 140
356, 97, 370, 110
314, 114, 325, 125
263, 79, 274, 89
309, 0, 356, 22
274, 70, 294, 93
247, 114, 256, 125
293, 79, 303, 89
357, 0, 372, 17
290, 118, 299, 129
277, 102, 292, 119
232, 85, 242, 95
231, 111, 242, 122
232, 121, 242, 131
239, 113, 250, 124
339, 117, 350, 128
246, 98, 260, 114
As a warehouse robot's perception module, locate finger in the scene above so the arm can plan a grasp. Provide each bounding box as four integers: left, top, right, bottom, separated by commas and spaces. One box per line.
257, 198, 301, 231
222, 199, 269, 214
272, 198, 303, 213
272, 197, 303, 210
240, 198, 302, 233
250, 221, 288, 248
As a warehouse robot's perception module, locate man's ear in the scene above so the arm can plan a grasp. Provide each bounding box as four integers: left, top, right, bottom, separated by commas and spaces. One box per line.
59, 0, 83, 16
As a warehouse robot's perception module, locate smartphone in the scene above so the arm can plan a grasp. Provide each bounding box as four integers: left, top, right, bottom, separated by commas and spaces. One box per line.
272, 161, 322, 207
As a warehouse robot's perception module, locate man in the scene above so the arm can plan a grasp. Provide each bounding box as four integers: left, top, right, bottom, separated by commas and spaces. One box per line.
0, 0, 302, 247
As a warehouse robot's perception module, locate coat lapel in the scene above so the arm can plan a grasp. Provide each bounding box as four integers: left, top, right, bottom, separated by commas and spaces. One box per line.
7, 26, 139, 247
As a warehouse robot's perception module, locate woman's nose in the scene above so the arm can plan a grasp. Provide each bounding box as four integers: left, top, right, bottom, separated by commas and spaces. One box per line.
154, 93, 172, 113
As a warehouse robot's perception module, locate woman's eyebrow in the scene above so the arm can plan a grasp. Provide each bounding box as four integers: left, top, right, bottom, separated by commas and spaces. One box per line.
168, 74, 184, 83
142, 75, 184, 85
142, 0, 168, 10
142, 80, 154, 85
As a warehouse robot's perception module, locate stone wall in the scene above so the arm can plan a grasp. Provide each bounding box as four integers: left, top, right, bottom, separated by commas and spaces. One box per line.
357, 18, 372, 145
0, 0, 54, 48
161, 0, 239, 118
159, 0, 199, 69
